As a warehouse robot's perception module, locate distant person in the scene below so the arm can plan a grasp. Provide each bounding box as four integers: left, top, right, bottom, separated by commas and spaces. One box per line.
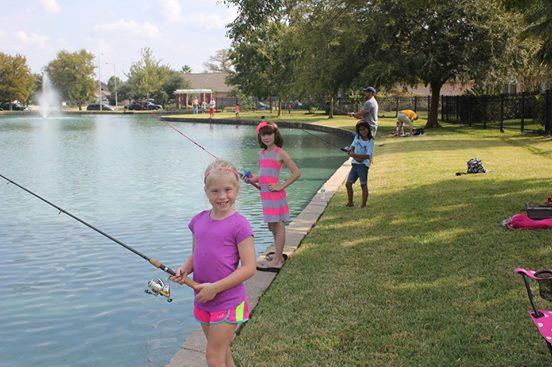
201, 101, 207, 114
235, 103, 241, 118
209, 98, 216, 119
394, 109, 418, 137
287, 102, 292, 114
192, 96, 199, 114
170, 159, 256, 367
349, 87, 378, 136
345, 120, 374, 208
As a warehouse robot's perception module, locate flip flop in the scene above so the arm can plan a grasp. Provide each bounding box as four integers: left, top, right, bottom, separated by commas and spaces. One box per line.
256, 262, 281, 273
264, 252, 288, 262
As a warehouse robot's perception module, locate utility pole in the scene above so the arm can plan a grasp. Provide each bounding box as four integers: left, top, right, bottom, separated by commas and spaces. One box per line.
97, 53, 102, 111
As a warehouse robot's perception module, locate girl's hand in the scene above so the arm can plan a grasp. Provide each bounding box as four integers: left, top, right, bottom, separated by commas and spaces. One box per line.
195, 283, 219, 303
170, 267, 189, 284
268, 184, 282, 192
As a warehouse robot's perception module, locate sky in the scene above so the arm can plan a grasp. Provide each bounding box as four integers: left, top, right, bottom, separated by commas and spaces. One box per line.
0, 0, 237, 80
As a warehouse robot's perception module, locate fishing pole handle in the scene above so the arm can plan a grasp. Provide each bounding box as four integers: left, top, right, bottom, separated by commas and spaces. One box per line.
149, 258, 199, 290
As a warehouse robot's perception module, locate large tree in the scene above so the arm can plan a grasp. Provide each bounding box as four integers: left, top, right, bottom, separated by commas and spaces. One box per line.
0, 52, 35, 107
360, 0, 510, 127
45, 50, 96, 110
126, 48, 170, 101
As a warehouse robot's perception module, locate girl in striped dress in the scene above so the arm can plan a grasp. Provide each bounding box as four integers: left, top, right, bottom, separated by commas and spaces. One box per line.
249, 121, 301, 272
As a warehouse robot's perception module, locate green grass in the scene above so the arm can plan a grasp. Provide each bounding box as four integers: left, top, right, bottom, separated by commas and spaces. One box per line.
231, 117, 552, 366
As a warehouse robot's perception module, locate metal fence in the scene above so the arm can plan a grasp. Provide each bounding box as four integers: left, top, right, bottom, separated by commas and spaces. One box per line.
335, 96, 433, 119
441, 90, 552, 134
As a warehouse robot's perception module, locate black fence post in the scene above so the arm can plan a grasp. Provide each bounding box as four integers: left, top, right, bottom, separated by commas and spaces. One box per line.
455, 96, 459, 123
546, 89, 552, 135
414, 96, 418, 112
499, 94, 505, 133
468, 96, 472, 127
483, 95, 487, 129
520, 92, 525, 132
395, 97, 399, 117
441, 95, 444, 122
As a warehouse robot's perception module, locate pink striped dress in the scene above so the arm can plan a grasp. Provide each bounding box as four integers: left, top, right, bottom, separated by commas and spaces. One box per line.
258, 147, 290, 223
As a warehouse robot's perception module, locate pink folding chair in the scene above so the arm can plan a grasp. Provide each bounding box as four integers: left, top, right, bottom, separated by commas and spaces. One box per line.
515, 267, 552, 355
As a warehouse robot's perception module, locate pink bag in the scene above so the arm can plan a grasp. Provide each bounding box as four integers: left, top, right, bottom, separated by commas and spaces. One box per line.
506, 213, 552, 229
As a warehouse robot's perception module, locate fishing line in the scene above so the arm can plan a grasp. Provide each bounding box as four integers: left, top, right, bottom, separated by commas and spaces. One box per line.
161, 120, 261, 190
0, 173, 198, 298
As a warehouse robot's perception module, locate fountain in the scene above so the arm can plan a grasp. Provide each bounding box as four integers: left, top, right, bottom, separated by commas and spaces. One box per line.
38, 73, 61, 118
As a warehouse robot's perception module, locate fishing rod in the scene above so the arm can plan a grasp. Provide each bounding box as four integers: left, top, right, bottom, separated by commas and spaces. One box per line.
161, 120, 261, 190
0, 173, 198, 301
298, 127, 351, 152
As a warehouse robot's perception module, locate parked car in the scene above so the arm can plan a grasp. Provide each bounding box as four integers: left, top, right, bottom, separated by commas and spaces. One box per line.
126, 101, 146, 110
144, 101, 162, 110
86, 103, 114, 111
126, 101, 162, 110
0, 101, 28, 111
256, 102, 270, 110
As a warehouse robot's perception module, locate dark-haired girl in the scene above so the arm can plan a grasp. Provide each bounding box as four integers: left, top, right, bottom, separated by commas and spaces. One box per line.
345, 120, 374, 208
249, 121, 301, 272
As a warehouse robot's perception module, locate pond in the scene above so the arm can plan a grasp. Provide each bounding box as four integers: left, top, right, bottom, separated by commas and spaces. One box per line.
0, 114, 350, 367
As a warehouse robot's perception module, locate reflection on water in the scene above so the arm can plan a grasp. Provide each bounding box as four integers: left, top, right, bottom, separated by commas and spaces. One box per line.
0, 114, 350, 367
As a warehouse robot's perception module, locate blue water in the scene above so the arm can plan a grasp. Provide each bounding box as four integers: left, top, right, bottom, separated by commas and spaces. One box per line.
0, 114, 349, 366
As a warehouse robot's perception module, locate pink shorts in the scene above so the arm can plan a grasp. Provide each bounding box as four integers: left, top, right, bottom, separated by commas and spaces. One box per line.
194, 300, 249, 325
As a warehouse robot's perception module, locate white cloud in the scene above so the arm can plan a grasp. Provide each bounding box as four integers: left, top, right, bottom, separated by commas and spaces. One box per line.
39, 0, 60, 14
17, 31, 50, 48
186, 13, 228, 31
94, 20, 161, 38
158, 0, 182, 23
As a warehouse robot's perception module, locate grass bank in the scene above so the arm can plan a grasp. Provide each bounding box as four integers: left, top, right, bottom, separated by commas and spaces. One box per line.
231, 116, 552, 366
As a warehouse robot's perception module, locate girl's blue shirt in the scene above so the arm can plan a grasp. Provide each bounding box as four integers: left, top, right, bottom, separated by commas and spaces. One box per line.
351, 136, 374, 167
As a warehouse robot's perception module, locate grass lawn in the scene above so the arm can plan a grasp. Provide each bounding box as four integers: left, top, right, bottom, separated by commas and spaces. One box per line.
230, 115, 552, 366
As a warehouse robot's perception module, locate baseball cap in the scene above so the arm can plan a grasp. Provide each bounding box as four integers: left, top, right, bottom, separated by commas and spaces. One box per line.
363, 86, 376, 94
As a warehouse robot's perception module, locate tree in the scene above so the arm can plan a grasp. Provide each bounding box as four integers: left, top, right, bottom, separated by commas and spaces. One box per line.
45, 49, 96, 110
155, 68, 190, 107
203, 49, 233, 73
0, 52, 35, 107
126, 48, 170, 101
181, 65, 192, 73
106, 76, 123, 105
361, 0, 510, 127
504, 0, 552, 66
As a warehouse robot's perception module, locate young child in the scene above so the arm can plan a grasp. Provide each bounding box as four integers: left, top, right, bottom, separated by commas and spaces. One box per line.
345, 120, 374, 208
234, 103, 240, 118
248, 121, 301, 272
170, 159, 256, 367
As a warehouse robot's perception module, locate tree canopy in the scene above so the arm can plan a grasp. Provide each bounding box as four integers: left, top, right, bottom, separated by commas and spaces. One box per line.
0, 52, 35, 105
45, 49, 96, 110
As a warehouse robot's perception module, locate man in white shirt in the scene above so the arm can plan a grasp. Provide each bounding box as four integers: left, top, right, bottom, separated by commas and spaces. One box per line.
349, 87, 379, 136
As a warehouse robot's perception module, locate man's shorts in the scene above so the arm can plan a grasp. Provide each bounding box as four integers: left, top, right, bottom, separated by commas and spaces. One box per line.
209, 107, 215, 114
194, 300, 249, 325
347, 163, 369, 185
397, 113, 413, 127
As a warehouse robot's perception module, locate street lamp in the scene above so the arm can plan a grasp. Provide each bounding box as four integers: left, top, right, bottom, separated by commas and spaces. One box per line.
97, 53, 102, 111
105, 62, 117, 108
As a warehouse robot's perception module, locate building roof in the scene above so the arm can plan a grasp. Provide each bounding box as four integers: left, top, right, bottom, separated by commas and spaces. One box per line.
182, 73, 231, 93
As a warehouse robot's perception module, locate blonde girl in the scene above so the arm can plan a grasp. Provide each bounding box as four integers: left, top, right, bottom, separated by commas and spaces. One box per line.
171, 160, 256, 367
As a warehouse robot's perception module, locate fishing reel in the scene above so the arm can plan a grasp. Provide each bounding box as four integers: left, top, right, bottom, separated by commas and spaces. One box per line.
241, 170, 253, 183
145, 278, 172, 302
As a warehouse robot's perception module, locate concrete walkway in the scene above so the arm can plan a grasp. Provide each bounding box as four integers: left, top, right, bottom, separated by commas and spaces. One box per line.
165, 119, 354, 367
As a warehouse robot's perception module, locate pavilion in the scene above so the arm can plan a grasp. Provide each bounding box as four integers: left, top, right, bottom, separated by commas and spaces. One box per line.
174, 89, 214, 110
